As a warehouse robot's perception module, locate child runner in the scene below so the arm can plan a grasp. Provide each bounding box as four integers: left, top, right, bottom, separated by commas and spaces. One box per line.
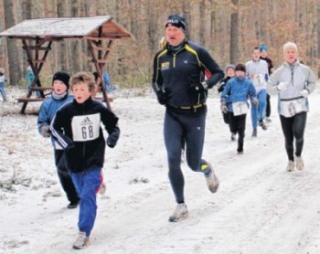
218, 64, 235, 140
221, 63, 258, 154
50, 71, 120, 249
37, 71, 79, 209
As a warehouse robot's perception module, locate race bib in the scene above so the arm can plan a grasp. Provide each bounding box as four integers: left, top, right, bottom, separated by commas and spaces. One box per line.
232, 101, 248, 116
253, 74, 266, 87
71, 113, 101, 141
281, 100, 303, 117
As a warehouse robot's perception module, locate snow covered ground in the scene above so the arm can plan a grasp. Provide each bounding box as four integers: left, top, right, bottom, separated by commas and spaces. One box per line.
1, 85, 320, 254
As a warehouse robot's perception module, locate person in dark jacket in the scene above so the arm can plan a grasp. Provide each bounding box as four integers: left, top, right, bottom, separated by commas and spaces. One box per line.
37, 71, 79, 209
217, 64, 235, 140
50, 72, 120, 249
152, 14, 224, 223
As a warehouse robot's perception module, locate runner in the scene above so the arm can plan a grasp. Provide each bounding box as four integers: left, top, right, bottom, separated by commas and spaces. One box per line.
267, 42, 316, 171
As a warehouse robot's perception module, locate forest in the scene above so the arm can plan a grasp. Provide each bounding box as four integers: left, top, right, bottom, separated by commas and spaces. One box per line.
0, 0, 320, 88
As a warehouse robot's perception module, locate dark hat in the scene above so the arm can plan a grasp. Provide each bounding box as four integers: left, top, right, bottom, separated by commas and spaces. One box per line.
52, 71, 70, 89
235, 63, 246, 73
259, 44, 268, 52
165, 14, 186, 30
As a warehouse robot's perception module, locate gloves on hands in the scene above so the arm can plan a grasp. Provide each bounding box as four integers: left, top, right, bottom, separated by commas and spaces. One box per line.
220, 103, 228, 113
251, 97, 259, 105
300, 89, 309, 98
156, 90, 168, 105
277, 82, 289, 91
40, 125, 51, 138
106, 136, 117, 148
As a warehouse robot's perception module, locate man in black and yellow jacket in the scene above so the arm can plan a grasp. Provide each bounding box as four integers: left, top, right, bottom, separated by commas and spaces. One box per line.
152, 14, 224, 223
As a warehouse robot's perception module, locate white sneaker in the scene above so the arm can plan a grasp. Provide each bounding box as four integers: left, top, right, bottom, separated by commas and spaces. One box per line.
205, 168, 219, 193
286, 160, 295, 172
295, 157, 304, 170
266, 117, 272, 123
72, 232, 90, 249
168, 203, 189, 222
98, 182, 106, 195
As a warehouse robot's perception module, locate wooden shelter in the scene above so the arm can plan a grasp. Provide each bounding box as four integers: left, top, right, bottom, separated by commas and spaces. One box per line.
0, 16, 133, 113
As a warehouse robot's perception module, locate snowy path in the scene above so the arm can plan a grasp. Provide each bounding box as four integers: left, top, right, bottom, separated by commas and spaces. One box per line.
1, 88, 320, 254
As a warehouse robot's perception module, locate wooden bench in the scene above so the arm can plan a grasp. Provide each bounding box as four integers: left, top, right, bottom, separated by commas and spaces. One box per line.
17, 97, 45, 103
29, 87, 52, 91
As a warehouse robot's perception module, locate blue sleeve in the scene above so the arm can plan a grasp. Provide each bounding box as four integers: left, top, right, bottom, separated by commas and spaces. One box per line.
248, 82, 257, 98
37, 102, 49, 134
103, 72, 110, 86
221, 82, 231, 103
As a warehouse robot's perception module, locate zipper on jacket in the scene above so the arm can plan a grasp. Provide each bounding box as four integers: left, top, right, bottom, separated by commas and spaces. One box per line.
290, 66, 294, 86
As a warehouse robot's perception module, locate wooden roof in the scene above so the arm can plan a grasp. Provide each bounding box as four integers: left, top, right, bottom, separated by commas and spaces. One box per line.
0, 16, 133, 40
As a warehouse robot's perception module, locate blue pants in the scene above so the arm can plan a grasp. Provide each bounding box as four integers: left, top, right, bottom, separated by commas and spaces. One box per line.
70, 168, 102, 236
164, 107, 210, 204
0, 82, 6, 101
251, 89, 267, 129
280, 112, 307, 161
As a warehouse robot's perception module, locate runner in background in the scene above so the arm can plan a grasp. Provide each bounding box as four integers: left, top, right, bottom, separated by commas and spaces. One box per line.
259, 44, 274, 123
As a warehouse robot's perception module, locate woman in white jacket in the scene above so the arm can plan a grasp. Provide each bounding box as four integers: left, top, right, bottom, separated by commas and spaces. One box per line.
267, 42, 316, 172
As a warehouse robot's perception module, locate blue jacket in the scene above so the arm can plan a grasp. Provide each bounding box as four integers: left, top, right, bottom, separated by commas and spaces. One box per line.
37, 93, 74, 147
222, 76, 256, 112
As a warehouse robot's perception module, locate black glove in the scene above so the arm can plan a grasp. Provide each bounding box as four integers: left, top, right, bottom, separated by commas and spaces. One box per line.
106, 136, 117, 148
188, 81, 208, 93
40, 125, 51, 138
156, 90, 168, 105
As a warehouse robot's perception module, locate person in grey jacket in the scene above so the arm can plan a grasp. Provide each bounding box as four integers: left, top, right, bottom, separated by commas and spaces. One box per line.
246, 47, 270, 137
267, 42, 316, 172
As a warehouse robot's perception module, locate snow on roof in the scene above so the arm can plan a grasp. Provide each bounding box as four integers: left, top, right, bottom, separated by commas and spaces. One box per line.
0, 16, 133, 39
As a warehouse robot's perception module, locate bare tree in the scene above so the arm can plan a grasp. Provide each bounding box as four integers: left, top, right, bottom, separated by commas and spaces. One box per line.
230, 0, 239, 64
3, 0, 21, 85
57, 0, 68, 71
199, 0, 206, 46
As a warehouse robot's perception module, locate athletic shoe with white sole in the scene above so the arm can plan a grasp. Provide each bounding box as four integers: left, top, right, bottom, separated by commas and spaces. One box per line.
295, 157, 304, 170
168, 203, 189, 222
286, 160, 295, 172
205, 168, 219, 193
72, 232, 90, 249
98, 182, 106, 195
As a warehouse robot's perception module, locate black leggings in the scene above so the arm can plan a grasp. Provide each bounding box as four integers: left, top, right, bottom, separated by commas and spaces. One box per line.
280, 112, 307, 161
229, 112, 246, 151
164, 107, 209, 204
54, 150, 80, 203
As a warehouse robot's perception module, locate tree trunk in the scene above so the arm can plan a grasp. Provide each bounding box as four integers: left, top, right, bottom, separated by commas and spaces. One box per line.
57, 0, 68, 71
182, 1, 191, 40
199, 0, 206, 46
71, 0, 81, 72
3, 0, 21, 85
230, 0, 239, 64
21, 0, 32, 74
